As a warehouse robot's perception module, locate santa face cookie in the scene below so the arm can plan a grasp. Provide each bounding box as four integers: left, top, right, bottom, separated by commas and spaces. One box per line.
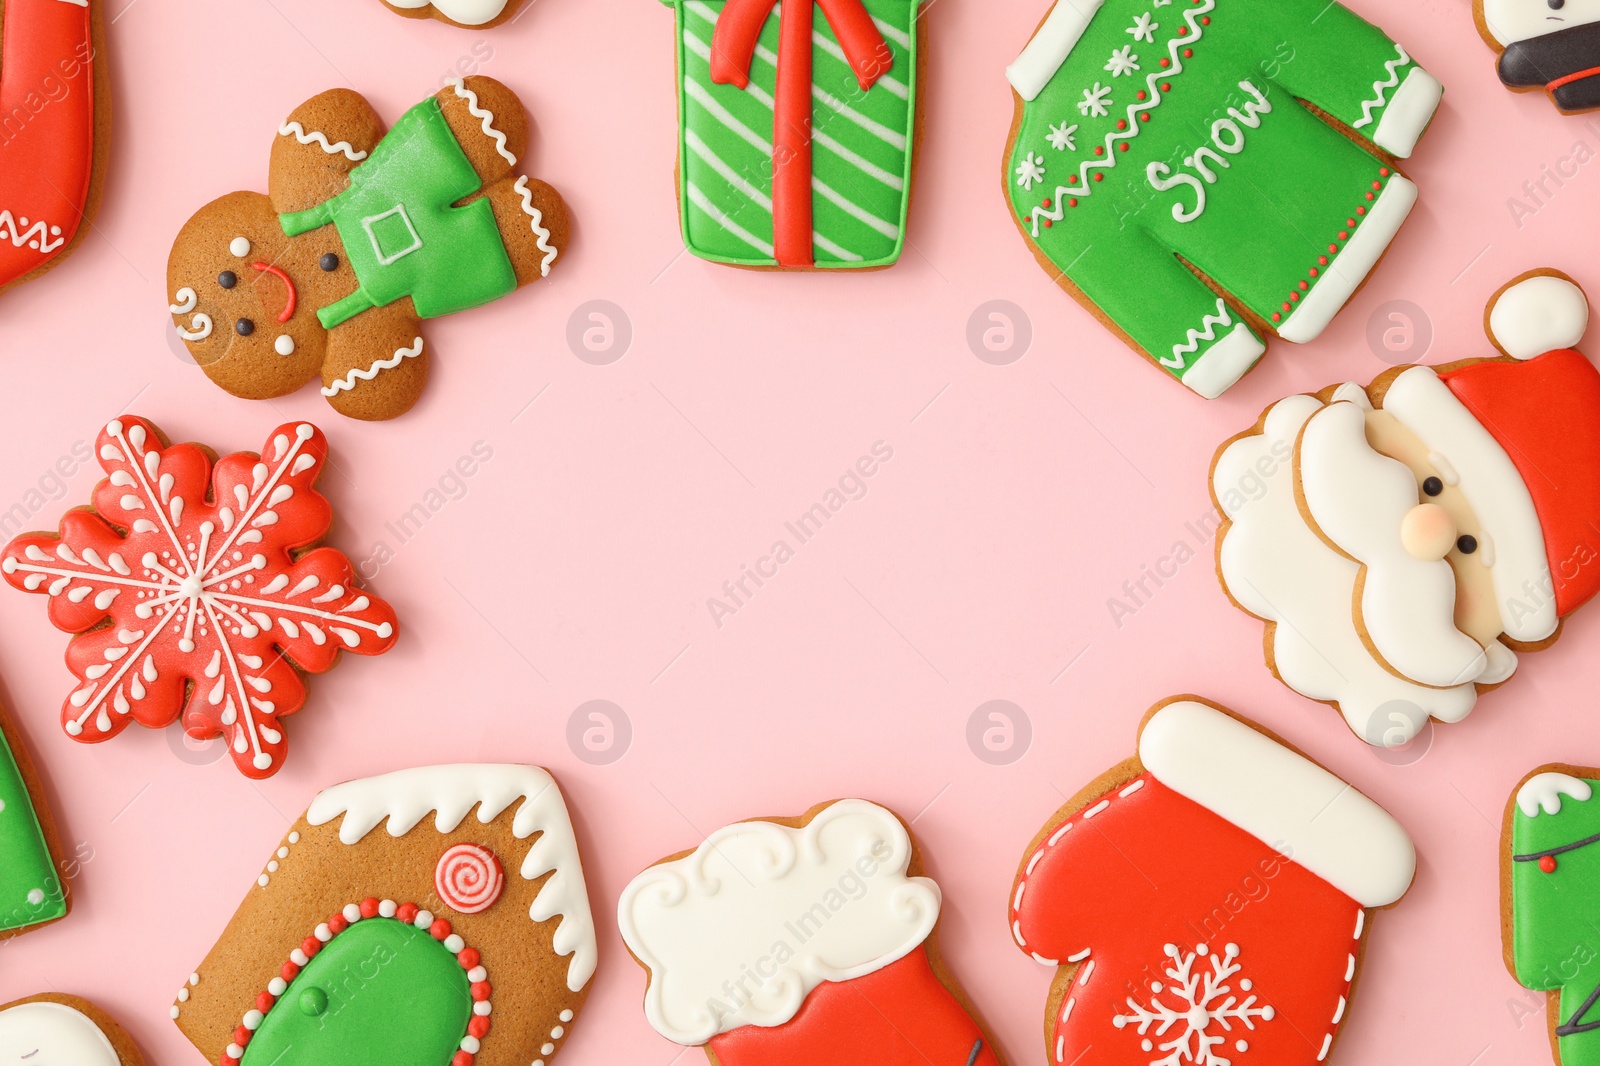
619, 799, 1002, 1066
173, 764, 597, 1066
0, 995, 144, 1066
1504, 768, 1600, 1065
1011, 697, 1415, 1066
168, 77, 567, 421
381, 0, 524, 27
1213, 269, 1599, 747
1477, 0, 1600, 113
0, 416, 399, 780
0, 0, 107, 297
1005, 0, 1442, 397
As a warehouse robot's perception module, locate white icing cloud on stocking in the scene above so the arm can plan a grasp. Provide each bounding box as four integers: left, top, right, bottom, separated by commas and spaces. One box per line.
617, 799, 940, 1045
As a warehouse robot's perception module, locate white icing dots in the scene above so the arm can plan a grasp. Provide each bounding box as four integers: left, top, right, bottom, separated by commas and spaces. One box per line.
275, 335, 295, 356
229, 236, 251, 258
25, 889, 43, 906
559, 1010, 573, 1023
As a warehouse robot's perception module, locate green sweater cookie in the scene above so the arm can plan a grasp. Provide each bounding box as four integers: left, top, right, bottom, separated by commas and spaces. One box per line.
1005, 0, 1442, 397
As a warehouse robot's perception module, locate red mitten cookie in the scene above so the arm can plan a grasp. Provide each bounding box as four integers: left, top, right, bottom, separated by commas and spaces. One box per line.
620, 798, 1003, 1066
1213, 268, 1600, 748
173, 764, 598, 1066
0, 995, 143, 1066
0, 416, 399, 779
168, 77, 567, 421
1012, 698, 1415, 1066
0, 0, 108, 296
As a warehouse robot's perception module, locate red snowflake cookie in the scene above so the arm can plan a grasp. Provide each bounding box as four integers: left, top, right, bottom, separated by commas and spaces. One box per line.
1, 416, 398, 779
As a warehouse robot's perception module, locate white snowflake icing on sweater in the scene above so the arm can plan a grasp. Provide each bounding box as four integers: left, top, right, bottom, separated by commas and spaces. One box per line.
1048, 122, 1079, 151
1105, 45, 1141, 77
1015, 151, 1047, 189
1079, 82, 1114, 117
1128, 12, 1160, 42
1112, 943, 1275, 1066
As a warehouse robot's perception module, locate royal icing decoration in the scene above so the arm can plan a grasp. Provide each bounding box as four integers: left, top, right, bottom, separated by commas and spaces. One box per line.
437, 844, 506, 915
1479, 0, 1600, 113
0, 0, 97, 292
306, 764, 597, 992
1507, 766, 1600, 1063
0, 1001, 121, 1066
386, 0, 514, 25
0, 717, 67, 937
1214, 270, 1600, 747
1004, 0, 1442, 397
0, 417, 398, 779
661, 0, 921, 270
169, 78, 567, 421
620, 799, 999, 1066
1012, 699, 1414, 1066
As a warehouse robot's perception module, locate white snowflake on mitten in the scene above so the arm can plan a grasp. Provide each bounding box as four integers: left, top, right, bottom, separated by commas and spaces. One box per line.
1112, 943, 1275, 1066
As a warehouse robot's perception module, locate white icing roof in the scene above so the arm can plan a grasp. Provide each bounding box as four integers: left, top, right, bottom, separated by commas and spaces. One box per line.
307, 763, 597, 992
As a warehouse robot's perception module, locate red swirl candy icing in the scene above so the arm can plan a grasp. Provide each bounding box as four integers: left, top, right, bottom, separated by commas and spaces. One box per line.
435, 844, 505, 915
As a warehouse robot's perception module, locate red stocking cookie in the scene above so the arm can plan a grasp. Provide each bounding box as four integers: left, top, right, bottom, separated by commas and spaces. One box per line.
172, 764, 597, 1066
619, 798, 1003, 1066
1213, 269, 1600, 748
0, 416, 399, 779
168, 77, 568, 421
1011, 697, 1415, 1066
0, 0, 107, 296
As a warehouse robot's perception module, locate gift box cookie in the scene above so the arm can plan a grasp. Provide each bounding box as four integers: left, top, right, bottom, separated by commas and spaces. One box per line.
619, 798, 1002, 1065
1212, 269, 1600, 748
1012, 698, 1415, 1066
173, 764, 597, 1066
658, 0, 924, 270
1004, 0, 1442, 397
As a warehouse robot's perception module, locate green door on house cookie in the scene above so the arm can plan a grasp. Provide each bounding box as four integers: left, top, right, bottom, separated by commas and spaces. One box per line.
243, 919, 471, 1066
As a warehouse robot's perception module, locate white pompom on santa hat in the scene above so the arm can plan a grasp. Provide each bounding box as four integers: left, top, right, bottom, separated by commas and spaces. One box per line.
1486, 273, 1590, 360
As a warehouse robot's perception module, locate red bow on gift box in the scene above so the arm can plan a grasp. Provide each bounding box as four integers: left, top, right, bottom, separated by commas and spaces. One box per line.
709, 0, 895, 267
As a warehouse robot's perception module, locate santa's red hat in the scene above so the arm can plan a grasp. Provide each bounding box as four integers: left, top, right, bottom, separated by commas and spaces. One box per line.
1380, 272, 1600, 640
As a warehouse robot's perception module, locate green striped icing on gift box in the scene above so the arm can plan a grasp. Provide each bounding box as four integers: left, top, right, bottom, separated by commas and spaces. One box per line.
672, 0, 918, 268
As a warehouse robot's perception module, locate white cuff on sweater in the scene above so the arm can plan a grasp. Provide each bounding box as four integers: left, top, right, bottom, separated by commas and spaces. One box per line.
1372, 67, 1443, 159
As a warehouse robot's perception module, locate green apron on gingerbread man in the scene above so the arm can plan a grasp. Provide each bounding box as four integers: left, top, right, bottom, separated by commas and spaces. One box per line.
1511, 770, 1600, 1064
280, 96, 518, 329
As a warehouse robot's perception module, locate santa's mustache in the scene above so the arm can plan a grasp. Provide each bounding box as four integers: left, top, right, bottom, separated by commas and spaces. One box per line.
1298, 400, 1490, 688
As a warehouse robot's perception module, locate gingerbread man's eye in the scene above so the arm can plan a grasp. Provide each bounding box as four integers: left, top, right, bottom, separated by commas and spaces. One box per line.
1422, 476, 1443, 497
236, 318, 255, 337
218, 271, 237, 289
319, 253, 340, 272
229, 237, 251, 258
1456, 535, 1478, 555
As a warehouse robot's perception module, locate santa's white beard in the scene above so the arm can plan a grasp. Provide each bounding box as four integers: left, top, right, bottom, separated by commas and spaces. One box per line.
1216, 394, 1515, 747
1297, 400, 1494, 689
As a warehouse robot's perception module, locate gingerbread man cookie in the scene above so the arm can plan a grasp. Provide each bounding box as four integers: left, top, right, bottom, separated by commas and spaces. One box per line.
619, 798, 1003, 1066
168, 77, 568, 421
173, 764, 597, 1066
1213, 269, 1600, 748
0, 0, 109, 297
1011, 697, 1415, 1066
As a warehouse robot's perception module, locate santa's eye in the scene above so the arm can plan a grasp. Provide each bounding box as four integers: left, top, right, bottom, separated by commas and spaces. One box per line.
1422, 477, 1443, 497
1456, 535, 1478, 555
236, 318, 255, 336
218, 271, 237, 289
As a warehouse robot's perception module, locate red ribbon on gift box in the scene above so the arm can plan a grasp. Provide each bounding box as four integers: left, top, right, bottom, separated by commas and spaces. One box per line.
710, 0, 894, 267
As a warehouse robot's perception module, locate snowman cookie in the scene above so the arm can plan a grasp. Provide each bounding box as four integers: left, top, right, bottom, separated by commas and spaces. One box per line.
619, 798, 1003, 1066
0, 995, 143, 1066
168, 77, 567, 421
1011, 697, 1415, 1066
1477, 0, 1600, 112
173, 764, 597, 1066
1504, 767, 1600, 1065
1212, 269, 1600, 748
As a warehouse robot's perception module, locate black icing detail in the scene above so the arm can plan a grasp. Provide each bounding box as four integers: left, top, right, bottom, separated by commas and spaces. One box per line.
320, 253, 340, 272
1513, 828, 1600, 862
218, 271, 237, 289
236, 318, 255, 337
1499, 21, 1600, 113
1423, 476, 1443, 497
1457, 534, 1478, 555
966, 1040, 985, 1066
1552, 0, 1567, 9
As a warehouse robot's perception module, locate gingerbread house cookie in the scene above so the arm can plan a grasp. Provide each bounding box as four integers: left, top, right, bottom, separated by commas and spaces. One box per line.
173, 764, 597, 1066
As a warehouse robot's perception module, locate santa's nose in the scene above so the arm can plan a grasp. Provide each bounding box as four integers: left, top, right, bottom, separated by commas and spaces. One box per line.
1401, 503, 1457, 561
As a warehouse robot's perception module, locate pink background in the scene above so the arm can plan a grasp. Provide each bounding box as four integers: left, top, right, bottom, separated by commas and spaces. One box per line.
0, 0, 1595, 1060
